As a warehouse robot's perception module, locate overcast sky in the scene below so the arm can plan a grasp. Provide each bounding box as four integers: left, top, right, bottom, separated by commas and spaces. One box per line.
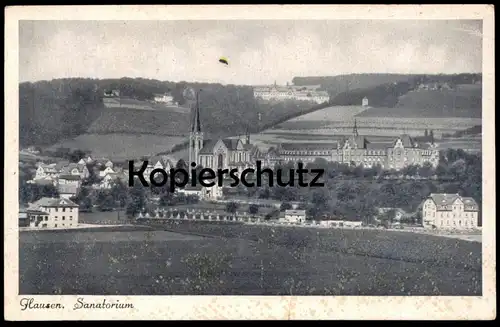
19, 20, 482, 85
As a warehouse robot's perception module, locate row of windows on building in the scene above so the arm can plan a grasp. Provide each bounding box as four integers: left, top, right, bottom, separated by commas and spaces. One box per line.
36, 216, 74, 221
425, 211, 474, 218
439, 220, 475, 227
44, 207, 75, 212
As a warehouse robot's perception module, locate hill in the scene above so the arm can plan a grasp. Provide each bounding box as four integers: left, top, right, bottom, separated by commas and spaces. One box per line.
357, 85, 482, 119
293, 73, 482, 98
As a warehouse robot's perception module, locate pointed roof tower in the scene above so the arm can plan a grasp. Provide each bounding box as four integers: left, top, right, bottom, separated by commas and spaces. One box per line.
191, 90, 202, 133
353, 118, 359, 137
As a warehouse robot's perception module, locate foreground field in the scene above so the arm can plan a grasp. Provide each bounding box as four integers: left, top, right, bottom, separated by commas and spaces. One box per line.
47, 133, 186, 161
19, 222, 481, 296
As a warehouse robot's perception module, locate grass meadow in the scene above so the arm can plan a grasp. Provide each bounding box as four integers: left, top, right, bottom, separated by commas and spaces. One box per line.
19, 220, 481, 296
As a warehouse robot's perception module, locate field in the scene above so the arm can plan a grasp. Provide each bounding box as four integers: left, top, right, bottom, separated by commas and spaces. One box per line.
47, 133, 187, 161
87, 105, 191, 136
19, 222, 481, 295
359, 86, 482, 119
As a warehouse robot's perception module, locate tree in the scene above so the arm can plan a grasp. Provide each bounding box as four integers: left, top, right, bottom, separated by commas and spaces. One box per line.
225, 201, 239, 213
429, 130, 435, 143
248, 204, 259, 215
126, 181, 146, 218
110, 180, 128, 208
280, 202, 292, 211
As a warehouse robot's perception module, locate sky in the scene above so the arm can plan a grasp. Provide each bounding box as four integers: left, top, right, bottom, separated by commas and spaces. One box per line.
19, 20, 483, 85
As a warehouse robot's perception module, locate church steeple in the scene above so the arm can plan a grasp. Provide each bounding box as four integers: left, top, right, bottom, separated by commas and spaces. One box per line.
188, 89, 204, 165
191, 91, 202, 133
353, 118, 359, 137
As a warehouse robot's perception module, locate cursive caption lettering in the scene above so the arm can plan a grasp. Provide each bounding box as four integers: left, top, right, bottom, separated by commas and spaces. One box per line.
73, 297, 134, 310
20, 298, 64, 310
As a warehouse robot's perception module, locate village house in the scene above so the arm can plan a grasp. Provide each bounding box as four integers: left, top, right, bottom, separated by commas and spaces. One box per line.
175, 184, 223, 201
27, 197, 80, 229
282, 210, 307, 224
143, 156, 176, 179
57, 174, 82, 199
99, 172, 127, 189
61, 163, 90, 180
421, 193, 479, 229
99, 166, 116, 178
34, 162, 68, 180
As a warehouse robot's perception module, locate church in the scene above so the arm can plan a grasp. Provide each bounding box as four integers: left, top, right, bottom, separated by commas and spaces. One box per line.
187, 94, 261, 199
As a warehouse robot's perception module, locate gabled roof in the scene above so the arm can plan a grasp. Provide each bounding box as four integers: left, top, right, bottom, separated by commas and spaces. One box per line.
462, 197, 480, 211
29, 197, 79, 209
395, 134, 415, 148
427, 193, 479, 211
199, 139, 219, 154
221, 139, 241, 150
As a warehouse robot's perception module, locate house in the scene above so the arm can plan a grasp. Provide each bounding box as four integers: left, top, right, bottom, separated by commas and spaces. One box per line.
95, 158, 113, 168
57, 175, 82, 199
283, 210, 306, 224
19, 209, 30, 227
27, 197, 79, 228
153, 93, 174, 104
61, 163, 90, 180
144, 156, 175, 179
421, 193, 479, 229
78, 158, 86, 165
99, 172, 125, 189
99, 166, 115, 178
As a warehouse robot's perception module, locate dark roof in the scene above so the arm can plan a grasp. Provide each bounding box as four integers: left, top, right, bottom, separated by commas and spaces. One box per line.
199, 138, 242, 154
199, 139, 219, 154
396, 134, 415, 148
58, 174, 82, 181
279, 143, 339, 151
427, 193, 479, 211
29, 197, 79, 208
222, 139, 240, 150
366, 142, 392, 150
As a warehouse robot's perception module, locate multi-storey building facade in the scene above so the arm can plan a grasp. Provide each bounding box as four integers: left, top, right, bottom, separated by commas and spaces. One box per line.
253, 83, 330, 104
421, 193, 479, 229
266, 120, 439, 170
27, 197, 80, 229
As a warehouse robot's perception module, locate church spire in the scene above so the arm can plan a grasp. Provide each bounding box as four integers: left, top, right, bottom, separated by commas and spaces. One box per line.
191, 91, 202, 133
353, 118, 359, 137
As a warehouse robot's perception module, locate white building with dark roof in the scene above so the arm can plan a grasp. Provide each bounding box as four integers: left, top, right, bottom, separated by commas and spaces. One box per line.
27, 197, 80, 229
421, 193, 479, 229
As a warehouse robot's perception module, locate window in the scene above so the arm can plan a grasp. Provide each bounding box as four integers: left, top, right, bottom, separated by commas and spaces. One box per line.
62, 208, 66, 212
55, 208, 58, 212
44, 217, 48, 221
62, 216, 65, 220
447, 220, 449, 225
54, 224, 57, 227
441, 221, 443, 226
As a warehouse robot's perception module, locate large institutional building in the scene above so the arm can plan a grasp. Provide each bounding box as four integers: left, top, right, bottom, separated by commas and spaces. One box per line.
253, 82, 330, 104
421, 193, 479, 229
266, 120, 440, 170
